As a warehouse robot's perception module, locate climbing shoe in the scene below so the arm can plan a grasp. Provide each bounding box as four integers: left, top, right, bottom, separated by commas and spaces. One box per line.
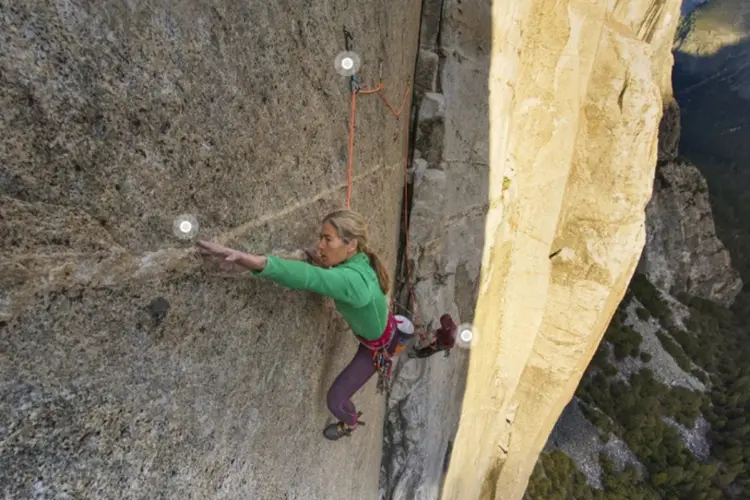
408, 314, 457, 359
323, 413, 365, 441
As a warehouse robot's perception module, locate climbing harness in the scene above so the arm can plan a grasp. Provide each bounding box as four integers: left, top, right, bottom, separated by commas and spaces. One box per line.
355, 313, 398, 394
374, 348, 393, 394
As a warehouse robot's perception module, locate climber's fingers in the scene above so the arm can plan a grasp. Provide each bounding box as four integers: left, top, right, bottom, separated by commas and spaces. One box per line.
196, 240, 231, 257
225, 251, 240, 261
218, 260, 245, 273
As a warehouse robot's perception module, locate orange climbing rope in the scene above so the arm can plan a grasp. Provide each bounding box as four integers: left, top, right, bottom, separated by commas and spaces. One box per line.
343, 73, 428, 343
346, 89, 357, 208
345, 79, 410, 208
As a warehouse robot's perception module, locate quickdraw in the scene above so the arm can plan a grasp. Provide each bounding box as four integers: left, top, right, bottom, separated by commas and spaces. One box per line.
373, 348, 393, 394
356, 313, 398, 395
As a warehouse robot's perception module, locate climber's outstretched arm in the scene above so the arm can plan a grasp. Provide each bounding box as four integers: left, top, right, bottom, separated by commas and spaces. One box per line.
270, 247, 324, 267
197, 241, 323, 268
251, 254, 368, 306
196, 240, 363, 304
196, 240, 267, 272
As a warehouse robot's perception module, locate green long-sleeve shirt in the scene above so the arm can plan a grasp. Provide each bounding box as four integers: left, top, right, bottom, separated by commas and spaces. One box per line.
251, 252, 388, 340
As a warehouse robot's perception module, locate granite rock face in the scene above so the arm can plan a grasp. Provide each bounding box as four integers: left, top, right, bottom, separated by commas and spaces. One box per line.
0, 2, 420, 499
434, 1, 684, 499
2, 1, 705, 498
639, 159, 743, 306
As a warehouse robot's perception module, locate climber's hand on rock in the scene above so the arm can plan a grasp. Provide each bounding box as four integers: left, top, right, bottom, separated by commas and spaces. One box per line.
218, 251, 249, 273
197, 241, 266, 272
196, 240, 233, 258
223, 251, 266, 271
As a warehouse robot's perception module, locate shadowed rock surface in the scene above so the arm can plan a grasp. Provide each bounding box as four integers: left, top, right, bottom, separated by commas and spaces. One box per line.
380, 0, 483, 497
640, 158, 742, 306
0, 2, 420, 498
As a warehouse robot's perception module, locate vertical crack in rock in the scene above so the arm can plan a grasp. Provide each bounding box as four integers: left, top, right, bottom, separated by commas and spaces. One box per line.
380, 0, 484, 498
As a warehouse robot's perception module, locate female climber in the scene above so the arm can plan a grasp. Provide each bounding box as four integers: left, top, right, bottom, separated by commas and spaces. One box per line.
196, 209, 415, 441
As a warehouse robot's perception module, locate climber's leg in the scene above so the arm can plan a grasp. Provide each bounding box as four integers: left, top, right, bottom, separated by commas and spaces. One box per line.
324, 331, 404, 440
326, 343, 375, 427
340, 399, 357, 417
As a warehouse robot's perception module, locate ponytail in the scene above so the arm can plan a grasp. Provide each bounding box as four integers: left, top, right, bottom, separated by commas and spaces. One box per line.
361, 245, 390, 294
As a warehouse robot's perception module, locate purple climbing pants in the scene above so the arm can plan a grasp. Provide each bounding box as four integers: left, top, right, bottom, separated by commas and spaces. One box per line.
326, 330, 407, 426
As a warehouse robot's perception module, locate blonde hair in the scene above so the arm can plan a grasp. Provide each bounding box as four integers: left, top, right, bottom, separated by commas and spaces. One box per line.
322, 209, 390, 294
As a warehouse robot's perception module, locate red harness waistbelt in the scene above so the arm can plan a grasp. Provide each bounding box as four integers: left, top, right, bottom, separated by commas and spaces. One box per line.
355, 312, 397, 351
